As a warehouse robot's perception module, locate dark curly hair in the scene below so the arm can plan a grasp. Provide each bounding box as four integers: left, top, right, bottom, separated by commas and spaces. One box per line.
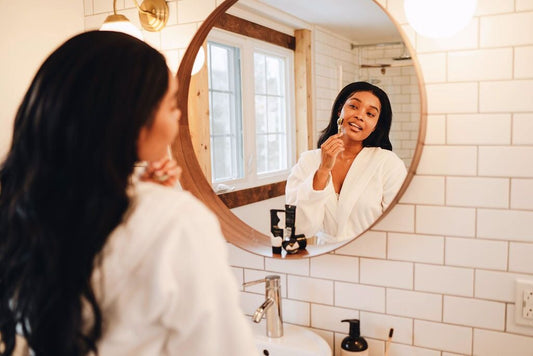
317, 81, 393, 150
0, 31, 169, 355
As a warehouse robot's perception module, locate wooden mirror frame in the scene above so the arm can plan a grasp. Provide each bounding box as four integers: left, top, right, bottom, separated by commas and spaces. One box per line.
173, 0, 427, 258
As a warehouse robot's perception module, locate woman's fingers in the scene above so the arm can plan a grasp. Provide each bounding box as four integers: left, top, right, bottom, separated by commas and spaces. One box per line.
139, 157, 181, 187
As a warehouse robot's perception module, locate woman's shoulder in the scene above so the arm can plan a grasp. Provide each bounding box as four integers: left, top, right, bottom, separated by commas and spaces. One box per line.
299, 148, 321, 162
365, 147, 402, 160
364, 147, 406, 170
132, 182, 214, 222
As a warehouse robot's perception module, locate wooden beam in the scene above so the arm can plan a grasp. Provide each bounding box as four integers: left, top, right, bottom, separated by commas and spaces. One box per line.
214, 13, 295, 50
218, 181, 286, 209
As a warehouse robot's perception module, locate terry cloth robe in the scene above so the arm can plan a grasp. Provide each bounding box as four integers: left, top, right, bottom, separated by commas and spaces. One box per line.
285, 147, 407, 244
90, 181, 259, 356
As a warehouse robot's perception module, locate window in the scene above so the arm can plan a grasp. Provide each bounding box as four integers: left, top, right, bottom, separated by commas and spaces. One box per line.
207, 30, 295, 192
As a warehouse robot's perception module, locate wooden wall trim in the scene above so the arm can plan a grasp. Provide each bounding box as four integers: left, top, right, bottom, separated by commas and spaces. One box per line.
218, 181, 286, 209
294, 29, 313, 156
214, 13, 296, 50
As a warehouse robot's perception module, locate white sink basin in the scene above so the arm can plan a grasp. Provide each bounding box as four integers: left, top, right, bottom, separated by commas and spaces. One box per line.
249, 320, 331, 356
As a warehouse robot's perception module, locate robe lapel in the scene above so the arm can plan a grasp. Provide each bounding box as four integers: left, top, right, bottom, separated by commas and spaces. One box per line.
335, 148, 385, 236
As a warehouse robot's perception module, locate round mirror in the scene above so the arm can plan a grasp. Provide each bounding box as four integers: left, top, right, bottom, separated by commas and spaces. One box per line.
174, 0, 426, 258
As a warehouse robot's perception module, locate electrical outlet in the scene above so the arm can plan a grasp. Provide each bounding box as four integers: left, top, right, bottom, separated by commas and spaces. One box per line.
523, 289, 533, 319
515, 279, 533, 326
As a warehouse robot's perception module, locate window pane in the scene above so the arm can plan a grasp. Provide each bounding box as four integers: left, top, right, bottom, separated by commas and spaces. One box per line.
254, 52, 288, 175
207, 41, 243, 183
254, 53, 266, 94
267, 134, 281, 172
255, 95, 267, 134
210, 92, 231, 135
212, 136, 233, 181
256, 134, 267, 174
266, 56, 282, 95
267, 96, 283, 132
209, 44, 230, 91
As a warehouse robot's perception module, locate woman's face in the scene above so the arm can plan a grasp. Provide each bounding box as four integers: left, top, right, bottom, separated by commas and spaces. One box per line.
338, 91, 380, 143
137, 73, 180, 162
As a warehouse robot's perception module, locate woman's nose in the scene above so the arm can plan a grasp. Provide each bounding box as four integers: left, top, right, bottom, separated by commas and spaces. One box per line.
354, 109, 364, 121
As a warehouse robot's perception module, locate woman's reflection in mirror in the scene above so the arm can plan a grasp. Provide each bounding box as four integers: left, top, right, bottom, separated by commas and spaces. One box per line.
286, 82, 407, 244
0, 31, 257, 355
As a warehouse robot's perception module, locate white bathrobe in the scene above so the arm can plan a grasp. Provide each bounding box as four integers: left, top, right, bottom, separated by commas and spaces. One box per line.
286, 147, 407, 243
91, 181, 258, 356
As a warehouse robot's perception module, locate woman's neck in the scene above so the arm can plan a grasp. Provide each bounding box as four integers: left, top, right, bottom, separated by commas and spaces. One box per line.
340, 138, 363, 160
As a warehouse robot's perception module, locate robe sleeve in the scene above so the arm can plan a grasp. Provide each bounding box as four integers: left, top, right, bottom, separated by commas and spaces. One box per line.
145, 200, 259, 356
381, 152, 408, 211
285, 151, 335, 238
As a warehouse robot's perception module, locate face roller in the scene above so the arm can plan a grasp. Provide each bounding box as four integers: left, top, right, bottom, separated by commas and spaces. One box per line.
337, 117, 344, 134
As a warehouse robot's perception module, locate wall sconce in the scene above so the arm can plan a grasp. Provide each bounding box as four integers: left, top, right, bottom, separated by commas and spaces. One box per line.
100, 0, 169, 40
404, 0, 477, 38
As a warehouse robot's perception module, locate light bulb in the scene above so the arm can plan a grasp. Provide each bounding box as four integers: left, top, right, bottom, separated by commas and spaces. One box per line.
191, 47, 206, 75
404, 0, 477, 38
100, 14, 144, 41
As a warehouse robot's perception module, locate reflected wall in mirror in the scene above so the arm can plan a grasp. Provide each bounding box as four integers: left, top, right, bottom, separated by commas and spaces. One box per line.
175, 0, 426, 257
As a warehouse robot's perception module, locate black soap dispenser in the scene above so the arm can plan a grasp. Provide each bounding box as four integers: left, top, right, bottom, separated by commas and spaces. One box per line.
341, 319, 368, 355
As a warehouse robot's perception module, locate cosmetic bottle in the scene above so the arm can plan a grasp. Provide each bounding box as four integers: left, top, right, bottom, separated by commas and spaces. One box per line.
284, 204, 296, 240
341, 319, 368, 355
270, 209, 284, 254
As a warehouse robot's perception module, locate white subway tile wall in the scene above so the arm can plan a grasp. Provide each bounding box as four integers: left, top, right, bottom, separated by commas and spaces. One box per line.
475, 269, 533, 302
475, 0, 515, 15
387, 232, 444, 264
513, 114, 533, 145
443, 296, 506, 330
415, 264, 474, 297
310, 253, 359, 283
446, 176, 509, 208
447, 114, 511, 145
417, 53, 447, 83
423, 114, 446, 144
445, 237, 508, 270
82, 1, 533, 354
334, 230, 387, 259
374, 203, 415, 232
400, 175, 445, 205
517, 0, 533, 11
311, 304, 359, 333
473, 329, 533, 356
414, 320, 472, 354
386, 288, 442, 321
360, 258, 413, 289
448, 48, 513, 82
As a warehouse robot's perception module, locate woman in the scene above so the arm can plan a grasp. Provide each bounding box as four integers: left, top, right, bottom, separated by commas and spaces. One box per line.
286, 82, 407, 244
0, 31, 257, 355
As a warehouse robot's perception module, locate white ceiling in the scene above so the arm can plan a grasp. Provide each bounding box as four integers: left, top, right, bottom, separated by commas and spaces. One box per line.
256, 0, 402, 45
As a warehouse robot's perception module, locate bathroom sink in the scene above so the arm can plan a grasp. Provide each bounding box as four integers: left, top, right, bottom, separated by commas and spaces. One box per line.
249, 320, 331, 356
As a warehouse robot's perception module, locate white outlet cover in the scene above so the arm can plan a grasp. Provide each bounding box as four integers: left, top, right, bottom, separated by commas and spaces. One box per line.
515, 279, 533, 327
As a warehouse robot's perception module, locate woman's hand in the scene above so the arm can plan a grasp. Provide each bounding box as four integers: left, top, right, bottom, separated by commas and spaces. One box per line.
139, 157, 181, 187
313, 133, 344, 190
319, 133, 344, 171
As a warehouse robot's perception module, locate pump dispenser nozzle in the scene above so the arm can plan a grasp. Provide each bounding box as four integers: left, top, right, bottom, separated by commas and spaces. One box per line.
341, 319, 368, 355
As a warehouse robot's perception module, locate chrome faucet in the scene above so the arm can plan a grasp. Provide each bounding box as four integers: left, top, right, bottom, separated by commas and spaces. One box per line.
243, 275, 283, 338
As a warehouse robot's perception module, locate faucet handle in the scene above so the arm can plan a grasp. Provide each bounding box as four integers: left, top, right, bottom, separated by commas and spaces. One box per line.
243, 278, 266, 287
243, 275, 280, 288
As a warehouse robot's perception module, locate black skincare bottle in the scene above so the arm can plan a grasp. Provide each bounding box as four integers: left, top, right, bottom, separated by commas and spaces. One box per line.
341, 319, 368, 355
